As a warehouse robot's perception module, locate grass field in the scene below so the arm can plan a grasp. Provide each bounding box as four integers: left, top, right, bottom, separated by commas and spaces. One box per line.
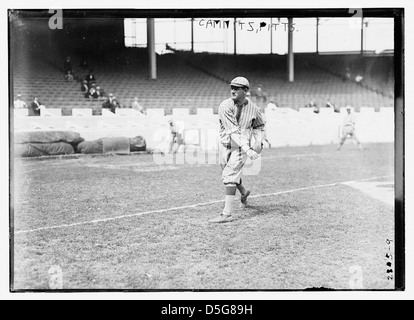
11, 142, 395, 291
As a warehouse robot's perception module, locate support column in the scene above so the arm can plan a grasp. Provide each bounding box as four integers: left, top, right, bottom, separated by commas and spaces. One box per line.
287, 17, 294, 82
191, 18, 194, 53
270, 18, 273, 54
361, 17, 364, 55
147, 18, 157, 80
316, 17, 319, 54
233, 18, 237, 55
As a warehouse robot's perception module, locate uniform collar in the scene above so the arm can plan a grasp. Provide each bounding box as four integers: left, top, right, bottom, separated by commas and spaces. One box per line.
235, 99, 248, 108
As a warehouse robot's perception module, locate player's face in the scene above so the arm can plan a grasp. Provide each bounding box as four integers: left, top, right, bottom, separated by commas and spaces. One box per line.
230, 86, 246, 102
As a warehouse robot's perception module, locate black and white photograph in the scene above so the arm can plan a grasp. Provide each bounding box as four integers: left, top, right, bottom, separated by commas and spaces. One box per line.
4, 1, 411, 300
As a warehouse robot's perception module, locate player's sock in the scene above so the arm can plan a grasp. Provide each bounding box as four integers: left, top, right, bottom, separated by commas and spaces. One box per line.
223, 185, 237, 216
237, 181, 247, 196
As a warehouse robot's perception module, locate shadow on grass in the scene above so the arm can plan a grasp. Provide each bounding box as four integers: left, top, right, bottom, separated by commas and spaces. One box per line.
239, 202, 301, 220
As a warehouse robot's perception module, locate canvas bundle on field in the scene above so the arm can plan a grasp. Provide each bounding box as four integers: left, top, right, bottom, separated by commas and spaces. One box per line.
77, 136, 147, 154
14, 130, 85, 157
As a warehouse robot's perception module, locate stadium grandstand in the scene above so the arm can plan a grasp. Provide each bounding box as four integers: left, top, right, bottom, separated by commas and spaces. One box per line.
10, 10, 395, 151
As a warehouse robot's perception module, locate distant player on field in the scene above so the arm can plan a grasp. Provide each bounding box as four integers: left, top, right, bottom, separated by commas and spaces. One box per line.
168, 118, 179, 154
209, 76, 265, 223
337, 105, 364, 151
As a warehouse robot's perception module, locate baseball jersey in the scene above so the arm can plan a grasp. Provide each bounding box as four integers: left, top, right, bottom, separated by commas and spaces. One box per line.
343, 113, 357, 127
218, 98, 265, 148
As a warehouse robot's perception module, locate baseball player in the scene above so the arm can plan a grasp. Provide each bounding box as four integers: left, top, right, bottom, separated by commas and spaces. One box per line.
337, 105, 364, 151
209, 76, 265, 223
168, 118, 180, 154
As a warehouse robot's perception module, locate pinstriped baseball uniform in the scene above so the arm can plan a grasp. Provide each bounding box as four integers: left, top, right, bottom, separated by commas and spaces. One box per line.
219, 97, 265, 185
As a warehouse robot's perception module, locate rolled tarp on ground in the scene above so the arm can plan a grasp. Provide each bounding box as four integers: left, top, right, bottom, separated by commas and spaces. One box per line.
14, 142, 75, 157
14, 131, 84, 146
77, 136, 147, 154
129, 136, 146, 152
103, 137, 130, 155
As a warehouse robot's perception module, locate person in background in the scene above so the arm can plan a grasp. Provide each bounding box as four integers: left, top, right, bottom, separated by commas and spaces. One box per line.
252, 84, 267, 107
14, 94, 27, 109
305, 100, 319, 114
344, 67, 351, 81
326, 98, 341, 113
85, 70, 96, 87
337, 105, 364, 151
102, 96, 112, 111
110, 97, 121, 113
85, 84, 97, 99
168, 118, 179, 154
64, 70, 74, 82
355, 74, 364, 83
131, 96, 146, 114
94, 86, 104, 99
81, 80, 89, 93
64, 56, 72, 74
29, 96, 42, 116
266, 99, 278, 111
80, 59, 88, 69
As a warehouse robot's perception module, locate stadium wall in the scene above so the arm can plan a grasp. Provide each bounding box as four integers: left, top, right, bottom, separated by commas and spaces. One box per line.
13, 107, 394, 153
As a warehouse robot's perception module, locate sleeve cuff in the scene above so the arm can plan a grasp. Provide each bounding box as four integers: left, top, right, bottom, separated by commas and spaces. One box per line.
241, 144, 251, 153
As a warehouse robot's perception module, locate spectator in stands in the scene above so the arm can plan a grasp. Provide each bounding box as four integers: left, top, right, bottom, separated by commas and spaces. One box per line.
85, 84, 97, 99
266, 99, 278, 111
29, 96, 42, 116
81, 80, 89, 93
108, 93, 114, 103
110, 97, 121, 113
64, 56, 72, 74
102, 96, 112, 111
326, 99, 340, 113
80, 59, 88, 69
305, 100, 319, 114
355, 73, 364, 83
14, 94, 27, 109
64, 70, 74, 82
252, 84, 267, 106
85, 70, 96, 87
344, 67, 351, 81
94, 86, 104, 99
130, 96, 146, 114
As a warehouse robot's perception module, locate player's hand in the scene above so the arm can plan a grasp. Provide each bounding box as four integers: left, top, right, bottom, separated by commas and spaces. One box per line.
246, 148, 259, 160
252, 142, 263, 154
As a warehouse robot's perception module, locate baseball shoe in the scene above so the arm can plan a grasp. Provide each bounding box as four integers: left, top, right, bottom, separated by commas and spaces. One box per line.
208, 214, 235, 223
240, 190, 251, 207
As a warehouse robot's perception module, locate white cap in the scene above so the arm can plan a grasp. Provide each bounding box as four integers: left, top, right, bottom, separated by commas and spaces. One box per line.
230, 76, 250, 89
346, 105, 352, 110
